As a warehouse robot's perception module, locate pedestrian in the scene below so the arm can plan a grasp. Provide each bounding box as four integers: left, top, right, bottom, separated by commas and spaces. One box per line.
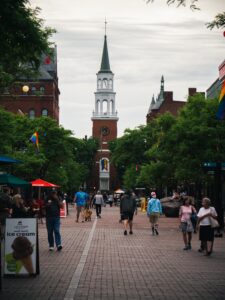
74, 187, 88, 223
197, 197, 218, 256
108, 194, 113, 207
93, 191, 104, 218
103, 192, 108, 207
147, 192, 162, 236
120, 190, 136, 235
179, 197, 196, 250
11, 194, 29, 218
45, 190, 63, 251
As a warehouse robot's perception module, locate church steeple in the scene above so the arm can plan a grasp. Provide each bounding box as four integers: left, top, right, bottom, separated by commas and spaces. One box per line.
99, 35, 112, 74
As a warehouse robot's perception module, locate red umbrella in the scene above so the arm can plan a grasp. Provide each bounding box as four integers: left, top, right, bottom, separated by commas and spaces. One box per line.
31, 178, 60, 187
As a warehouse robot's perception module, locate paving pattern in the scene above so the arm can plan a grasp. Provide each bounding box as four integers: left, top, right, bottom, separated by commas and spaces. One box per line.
1, 206, 225, 300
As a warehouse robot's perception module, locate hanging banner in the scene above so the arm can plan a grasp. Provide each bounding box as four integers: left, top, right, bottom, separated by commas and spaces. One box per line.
4, 218, 37, 276
60, 200, 67, 218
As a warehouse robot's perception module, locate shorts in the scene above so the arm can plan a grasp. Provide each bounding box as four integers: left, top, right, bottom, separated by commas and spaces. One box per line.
149, 213, 159, 224
121, 211, 134, 221
76, 206, 85, 213
199, 225, 214, 242
180, 221, 193, 233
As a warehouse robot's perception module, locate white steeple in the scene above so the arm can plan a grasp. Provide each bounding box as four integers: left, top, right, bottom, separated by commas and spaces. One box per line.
92, 34, 118, 121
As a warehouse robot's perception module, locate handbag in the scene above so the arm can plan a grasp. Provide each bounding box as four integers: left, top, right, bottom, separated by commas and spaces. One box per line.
209, 217, 219, 228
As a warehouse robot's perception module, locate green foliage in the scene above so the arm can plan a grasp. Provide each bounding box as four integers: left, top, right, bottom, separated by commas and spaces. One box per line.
0, 107, 97, 192
0, 0, 56, 88
111, 94, 225, 190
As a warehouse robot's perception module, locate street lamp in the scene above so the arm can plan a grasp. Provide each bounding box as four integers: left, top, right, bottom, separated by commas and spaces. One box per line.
22, 85, 29, 93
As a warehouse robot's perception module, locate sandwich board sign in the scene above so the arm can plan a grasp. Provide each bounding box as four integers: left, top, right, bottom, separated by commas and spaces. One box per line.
4, 218, 39, 276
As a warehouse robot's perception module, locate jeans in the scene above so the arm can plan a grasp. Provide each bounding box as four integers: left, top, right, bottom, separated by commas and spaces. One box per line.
46, 217, 61, 247
96, 204, 101, 216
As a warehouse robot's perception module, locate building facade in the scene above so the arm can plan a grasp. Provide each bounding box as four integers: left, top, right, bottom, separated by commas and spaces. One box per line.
91, 35, 119, 191
0, 46, 60, 123
207, 59, 225, 99
146, 76, 202, 123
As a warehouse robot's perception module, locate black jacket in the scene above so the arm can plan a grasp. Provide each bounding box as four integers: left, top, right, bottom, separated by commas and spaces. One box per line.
120, 195, 136, 213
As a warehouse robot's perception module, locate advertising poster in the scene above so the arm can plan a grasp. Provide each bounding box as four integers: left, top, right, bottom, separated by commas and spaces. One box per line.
60, 200, 67, 218
4, 218, 37, 276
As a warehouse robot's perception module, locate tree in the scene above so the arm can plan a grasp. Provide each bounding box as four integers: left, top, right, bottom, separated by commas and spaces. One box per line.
0, 107, 98, 192
0, 0, 55, 88
146, 0, 225, 30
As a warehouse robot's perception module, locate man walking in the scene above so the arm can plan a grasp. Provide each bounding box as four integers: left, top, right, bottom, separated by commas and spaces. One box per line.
120, 190, 137, 235
93, 191, 104, 218
147, 192, 162, 236
45, 190, 63, 251
74, 187, 88, 223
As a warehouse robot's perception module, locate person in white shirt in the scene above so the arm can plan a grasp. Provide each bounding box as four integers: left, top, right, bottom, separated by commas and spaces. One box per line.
197, 197, 218, 256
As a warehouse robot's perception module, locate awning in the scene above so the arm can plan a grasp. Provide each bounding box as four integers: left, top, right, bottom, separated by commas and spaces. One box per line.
0, 156, 22, 164
0, 173, 30, 187
31, 178, 60, 187
114, 189, 125, 194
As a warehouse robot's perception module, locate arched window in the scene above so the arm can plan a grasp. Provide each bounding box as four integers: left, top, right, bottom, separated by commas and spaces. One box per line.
97, 100, 100, 113
98, 79, 102, 89
102, 78, 108, 89
102, 100, 108, 114
29, 109, 35, 119
31, 87, 36, 94
40, 86, 45, 94
42, 109, 48, 117
109, 79, 113, 89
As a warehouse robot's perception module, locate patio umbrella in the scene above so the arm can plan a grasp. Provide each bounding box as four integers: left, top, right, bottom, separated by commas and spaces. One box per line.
0, 156, 22, 164
114, 189, 125, 194
0, 173, 30, 187
31, 179, 60, 187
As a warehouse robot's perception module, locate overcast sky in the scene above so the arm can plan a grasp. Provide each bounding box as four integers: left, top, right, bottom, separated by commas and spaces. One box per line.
32, 0, 224, 138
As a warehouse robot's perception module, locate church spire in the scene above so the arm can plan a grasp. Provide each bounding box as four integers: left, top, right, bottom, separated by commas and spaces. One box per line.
99, 22, 112, 73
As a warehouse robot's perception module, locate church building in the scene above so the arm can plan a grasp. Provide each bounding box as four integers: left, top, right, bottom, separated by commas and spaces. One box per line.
90, 34, 119, 191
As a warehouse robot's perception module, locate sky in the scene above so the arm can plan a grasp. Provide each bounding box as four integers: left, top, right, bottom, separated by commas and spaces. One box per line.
32, 0, 225, 138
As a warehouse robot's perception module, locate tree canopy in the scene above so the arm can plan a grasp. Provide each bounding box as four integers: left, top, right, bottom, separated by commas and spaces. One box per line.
0, 0, 55, 88
0, 107, 98, 192
110, 94, 225, 194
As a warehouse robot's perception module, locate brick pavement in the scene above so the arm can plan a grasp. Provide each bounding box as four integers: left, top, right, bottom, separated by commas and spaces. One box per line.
1, 206, 225, 300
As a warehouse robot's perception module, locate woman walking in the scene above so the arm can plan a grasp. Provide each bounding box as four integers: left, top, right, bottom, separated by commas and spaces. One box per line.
179, 197, 196, 250
120, 190, 136, 235
197, 197, 218, 256
147, 192, 162, 236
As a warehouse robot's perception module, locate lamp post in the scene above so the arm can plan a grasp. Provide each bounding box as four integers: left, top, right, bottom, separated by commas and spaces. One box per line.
22, 85, 29, 93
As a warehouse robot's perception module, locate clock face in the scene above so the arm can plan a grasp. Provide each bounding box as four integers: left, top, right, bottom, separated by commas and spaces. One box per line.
101, 126, 110, 136
103, 79, 108, 88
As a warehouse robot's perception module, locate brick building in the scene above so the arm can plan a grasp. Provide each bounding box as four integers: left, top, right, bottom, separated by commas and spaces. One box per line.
206, 59, 225, 99
90, 34, 119, 192
0, 46, 60, 123
146, 76, 202, 123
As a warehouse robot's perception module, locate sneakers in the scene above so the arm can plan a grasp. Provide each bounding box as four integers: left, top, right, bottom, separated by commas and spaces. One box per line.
183, 246, 189, 250
129, 231, 133, 235
57, 245, 63, 251
49, 247, 54, 251
124, 230, 127, 235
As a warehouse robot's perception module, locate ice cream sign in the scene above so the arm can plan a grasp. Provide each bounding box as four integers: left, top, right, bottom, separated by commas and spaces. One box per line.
4, 218, 37, 276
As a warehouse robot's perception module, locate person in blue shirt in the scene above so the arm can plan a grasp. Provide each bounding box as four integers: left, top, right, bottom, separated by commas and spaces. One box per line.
147, 192, 162, 236
74, 187, 88, 223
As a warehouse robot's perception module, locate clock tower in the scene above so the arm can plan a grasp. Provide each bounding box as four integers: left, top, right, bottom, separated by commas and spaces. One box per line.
91, 33, 118, 191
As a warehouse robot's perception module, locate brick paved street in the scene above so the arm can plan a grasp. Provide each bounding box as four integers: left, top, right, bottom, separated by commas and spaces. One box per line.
1, 206, 225, 300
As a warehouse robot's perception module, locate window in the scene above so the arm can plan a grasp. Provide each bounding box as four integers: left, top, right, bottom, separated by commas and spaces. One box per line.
96, 100, 100, 113
31, 87, 36, 94
109, 79, 113, 89
29, 109, 35, 119
98, 79, 102, 89
40, 86, 45, 94
102, 100, 108, 114
42, 109, 48, 117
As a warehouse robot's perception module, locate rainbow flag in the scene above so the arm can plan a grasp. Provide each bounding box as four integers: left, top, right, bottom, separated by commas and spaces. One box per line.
30, 132, 39, 151
216, 80, 225, 120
